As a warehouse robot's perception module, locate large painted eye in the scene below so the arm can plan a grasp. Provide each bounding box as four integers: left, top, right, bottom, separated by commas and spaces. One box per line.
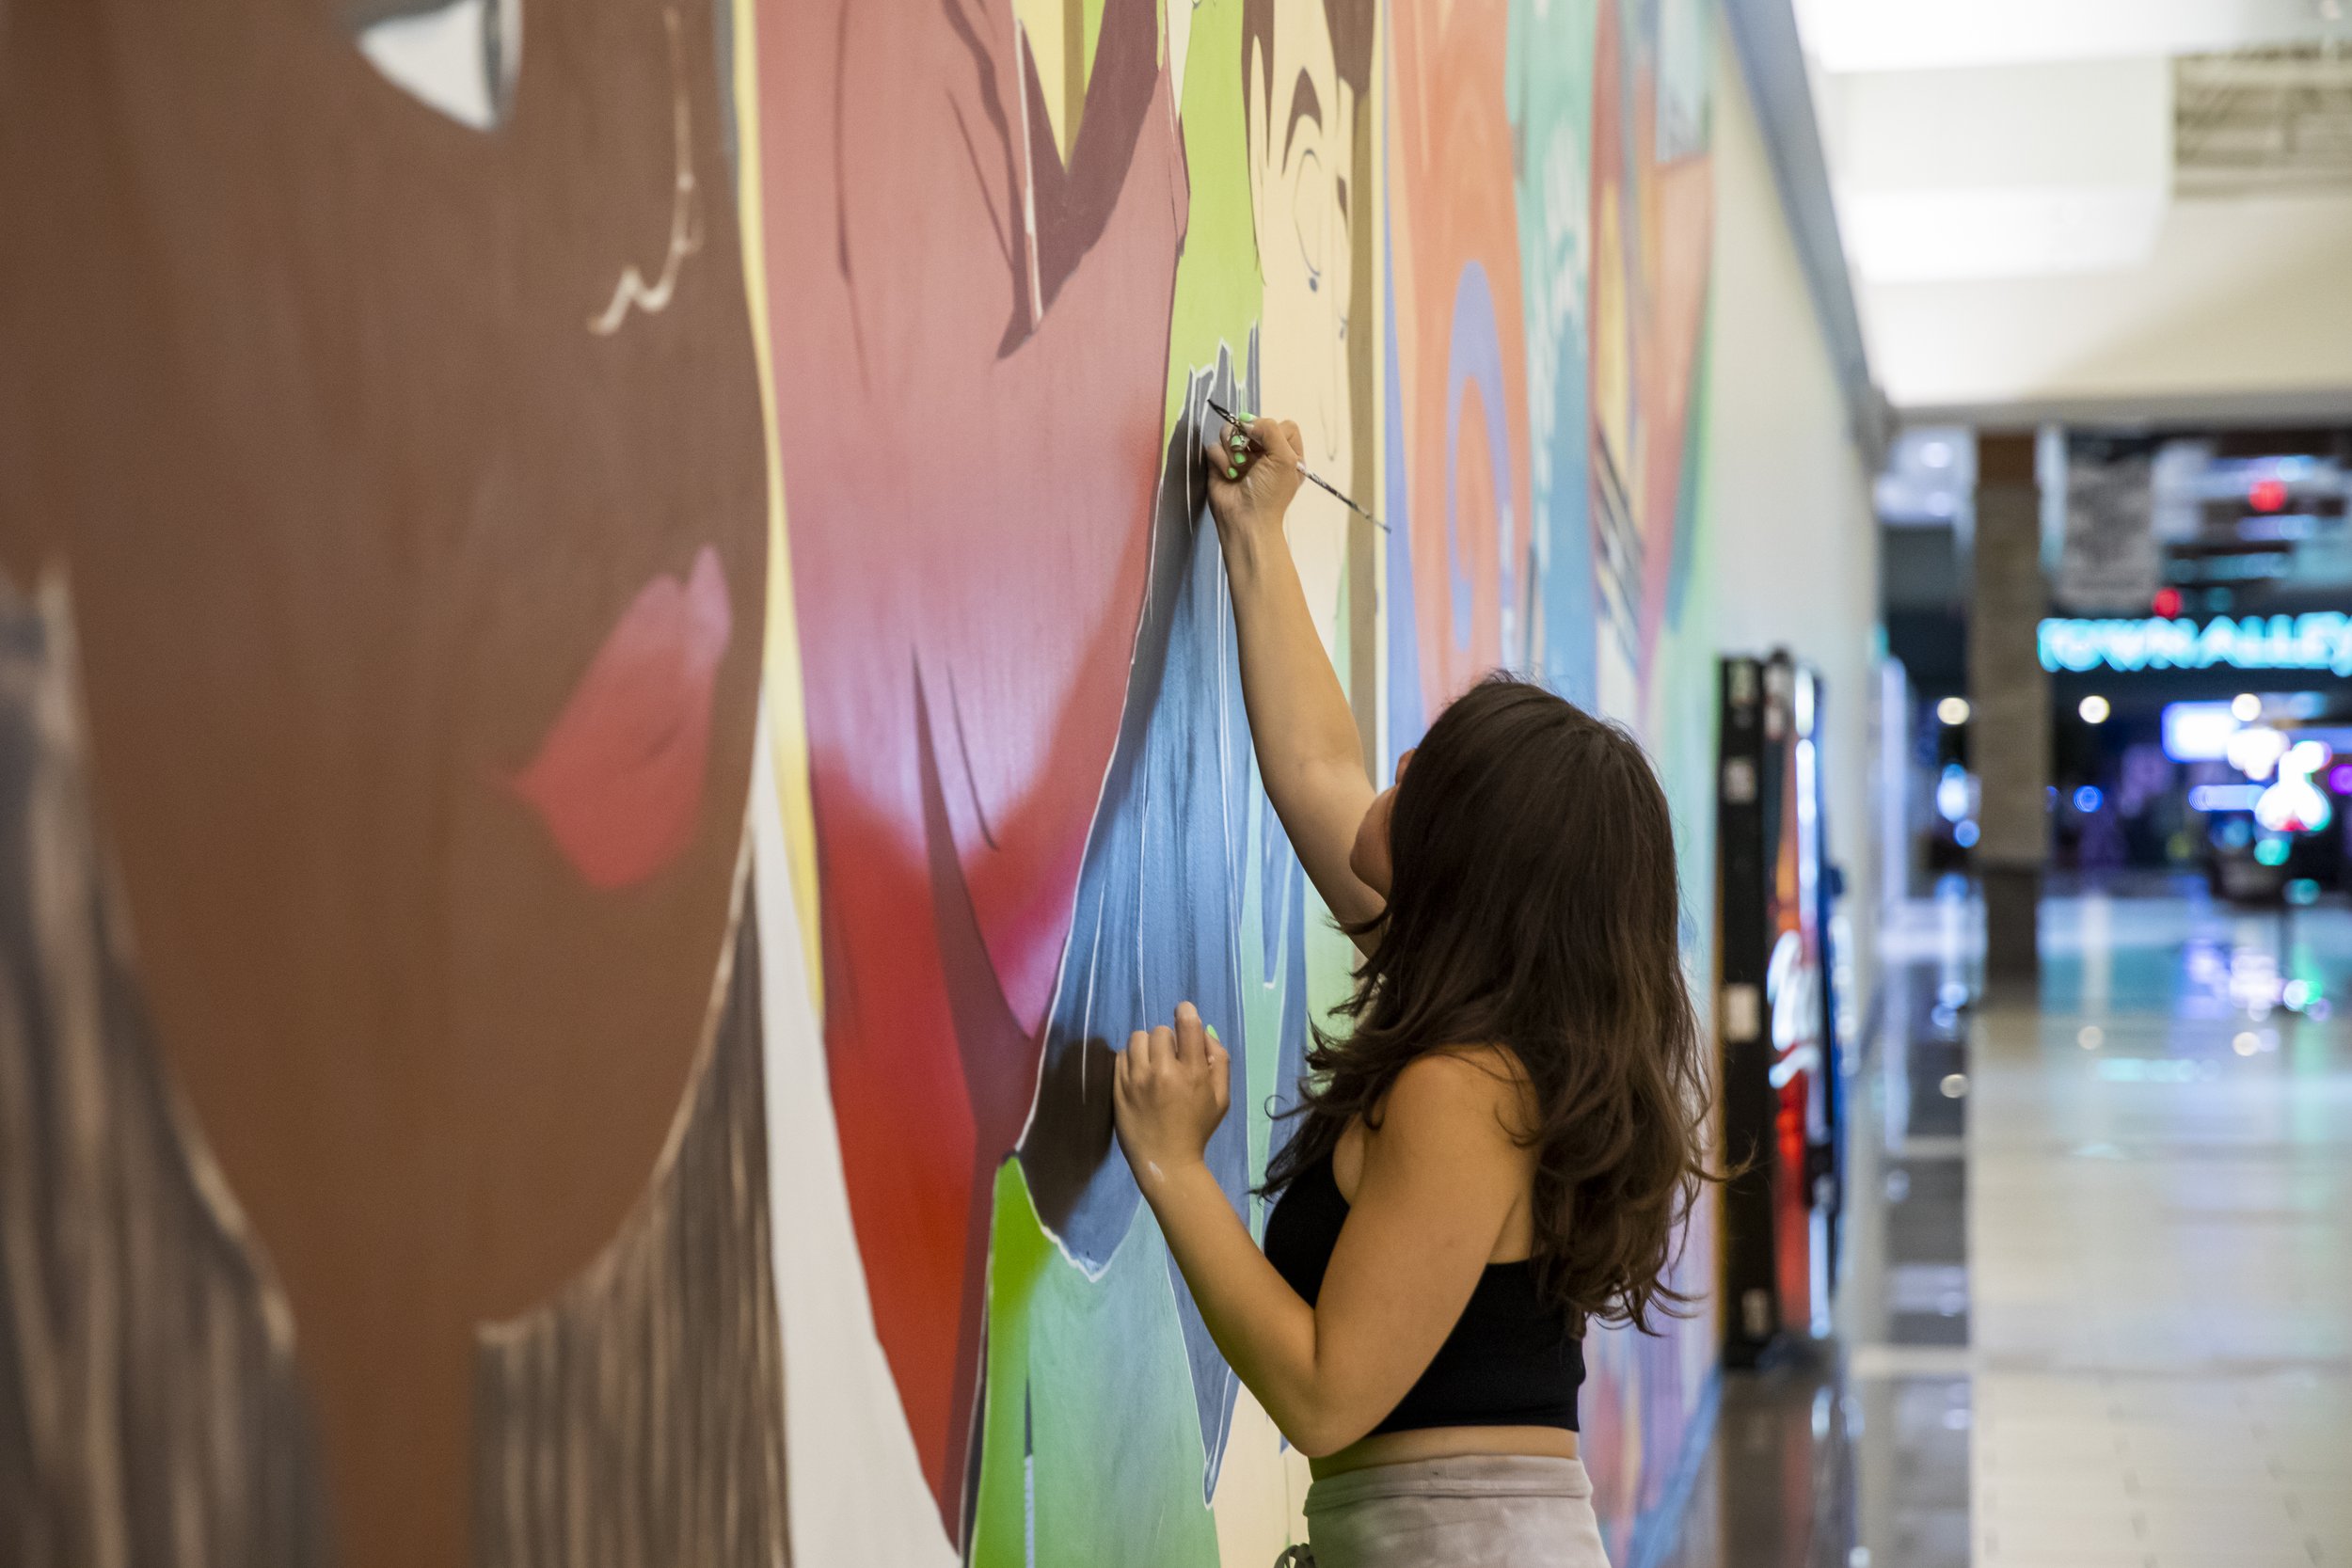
344, 0, 521, 130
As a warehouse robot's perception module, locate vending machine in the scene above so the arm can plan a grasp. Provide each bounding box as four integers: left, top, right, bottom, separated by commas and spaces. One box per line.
1718, 652, 1842, 1366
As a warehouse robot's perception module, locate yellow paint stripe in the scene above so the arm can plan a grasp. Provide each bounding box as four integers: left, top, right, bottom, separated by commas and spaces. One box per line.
729, 0, 825, 1007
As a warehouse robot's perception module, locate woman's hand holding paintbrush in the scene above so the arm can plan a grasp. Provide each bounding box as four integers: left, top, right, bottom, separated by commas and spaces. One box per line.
1201, 408, 1309, 548
1205, 398, 1388, 532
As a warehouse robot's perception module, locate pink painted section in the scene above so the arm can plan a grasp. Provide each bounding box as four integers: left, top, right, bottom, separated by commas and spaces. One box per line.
513, 546, 733, 891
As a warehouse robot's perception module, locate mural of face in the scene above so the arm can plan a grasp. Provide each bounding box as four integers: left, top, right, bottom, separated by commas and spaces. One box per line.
1245, 0, 1359, 650
0, 4, 769, 1565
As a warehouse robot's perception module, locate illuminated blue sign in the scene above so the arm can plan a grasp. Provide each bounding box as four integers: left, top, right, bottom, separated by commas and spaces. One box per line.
2039, 613, 2352, 676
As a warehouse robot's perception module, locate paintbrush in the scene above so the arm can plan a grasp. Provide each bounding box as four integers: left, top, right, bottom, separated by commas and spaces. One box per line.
1204, 397, 1390, 533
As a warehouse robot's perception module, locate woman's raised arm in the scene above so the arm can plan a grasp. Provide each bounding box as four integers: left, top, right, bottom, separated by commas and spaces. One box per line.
1202, 413, 1386, 932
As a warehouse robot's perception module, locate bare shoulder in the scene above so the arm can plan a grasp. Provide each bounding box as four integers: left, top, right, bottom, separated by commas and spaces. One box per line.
1376, 1045, 1539, 1148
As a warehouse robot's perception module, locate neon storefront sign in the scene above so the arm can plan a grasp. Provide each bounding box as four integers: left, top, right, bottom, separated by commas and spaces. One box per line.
2039, 613, 2352, 676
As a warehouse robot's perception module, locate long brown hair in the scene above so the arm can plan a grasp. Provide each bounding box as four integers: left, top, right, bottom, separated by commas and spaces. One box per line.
1265, 675, 1713, 1335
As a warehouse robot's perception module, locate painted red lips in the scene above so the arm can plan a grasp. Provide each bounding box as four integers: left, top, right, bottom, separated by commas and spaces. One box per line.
513, 546, 733, 890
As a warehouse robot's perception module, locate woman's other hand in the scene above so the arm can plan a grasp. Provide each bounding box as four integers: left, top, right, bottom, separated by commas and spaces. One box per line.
1203, 412, 1305, 546
1114, 1000, 1232, 1187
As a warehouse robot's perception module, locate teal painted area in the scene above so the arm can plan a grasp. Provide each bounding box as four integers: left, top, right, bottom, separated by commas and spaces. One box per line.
1508, 0, 1603, 705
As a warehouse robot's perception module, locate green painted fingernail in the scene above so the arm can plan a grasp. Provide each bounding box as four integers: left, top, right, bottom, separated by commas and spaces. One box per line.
1206, 1024, 1221, 1041
1227, 466, 1239, 479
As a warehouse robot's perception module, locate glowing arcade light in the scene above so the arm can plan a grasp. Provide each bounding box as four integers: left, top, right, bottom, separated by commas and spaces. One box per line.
2073, 785, 2104, 813
1936, 696, 1970, 726
2256, 736, 2334, 835
2227, 726, 2290, 781
2078, 694, 2110, 724
2188, 784, 2264, 812
2163, 702, 2240, 762
2251, 477, 2290, 514
2152, 587, 2183, 618
2256, 779, 2330, 834
1935, 764, 1975, 823
2233, 692, 2264, 721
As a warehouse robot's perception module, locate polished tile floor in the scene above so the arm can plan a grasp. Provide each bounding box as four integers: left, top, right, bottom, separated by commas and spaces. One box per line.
1973, 893, 2352, 1568
1657, 885, 2352, 1568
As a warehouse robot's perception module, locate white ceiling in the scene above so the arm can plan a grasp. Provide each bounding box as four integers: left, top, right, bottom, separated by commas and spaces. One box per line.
1794, 0, 2348, 75
1793, 0, 2352, 418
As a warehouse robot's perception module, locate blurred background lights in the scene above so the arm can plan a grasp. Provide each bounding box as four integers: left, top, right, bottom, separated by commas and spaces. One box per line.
2227, 725, 2289, 781
2233, 693, 2263, 721
2078, 694, 2109, 724
1936, 764, 1974, 822
1937, 696, 1970, 726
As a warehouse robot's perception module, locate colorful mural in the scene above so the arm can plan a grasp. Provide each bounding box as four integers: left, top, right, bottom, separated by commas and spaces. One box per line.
2, 0, 1722, 1564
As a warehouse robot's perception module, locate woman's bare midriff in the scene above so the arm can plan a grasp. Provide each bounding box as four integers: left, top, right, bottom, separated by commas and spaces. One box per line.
1310, 1423, 1580, 1481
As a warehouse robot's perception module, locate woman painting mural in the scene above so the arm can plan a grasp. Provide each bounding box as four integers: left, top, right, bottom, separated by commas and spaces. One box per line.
1116, 415, 1717, 1566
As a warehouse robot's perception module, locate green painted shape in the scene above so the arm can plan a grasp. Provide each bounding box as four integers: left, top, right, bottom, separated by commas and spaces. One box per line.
1083, 0, 1105, 99
970, 1163, 1224, 1568
1162, 0, 1263, 436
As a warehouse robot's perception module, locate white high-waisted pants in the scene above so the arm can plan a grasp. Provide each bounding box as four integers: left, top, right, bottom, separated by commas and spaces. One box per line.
1287, 1454, 1611, 1568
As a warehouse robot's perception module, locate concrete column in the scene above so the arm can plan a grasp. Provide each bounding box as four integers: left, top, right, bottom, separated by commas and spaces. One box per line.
1969, 432, 2048, 994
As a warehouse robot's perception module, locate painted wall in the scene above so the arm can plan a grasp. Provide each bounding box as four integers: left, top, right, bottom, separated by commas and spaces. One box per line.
0, 2, 1802, 1565
755, 2, 1724, 1561
1704, 27, 1885, 1005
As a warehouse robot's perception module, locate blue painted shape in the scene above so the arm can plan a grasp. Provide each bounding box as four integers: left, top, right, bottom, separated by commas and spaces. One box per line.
1017, 356, 1309, 1499
1445, 261, 1516, 660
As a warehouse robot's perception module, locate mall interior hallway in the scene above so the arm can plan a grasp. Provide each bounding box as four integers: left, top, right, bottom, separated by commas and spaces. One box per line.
1658, 885, 2352, 1568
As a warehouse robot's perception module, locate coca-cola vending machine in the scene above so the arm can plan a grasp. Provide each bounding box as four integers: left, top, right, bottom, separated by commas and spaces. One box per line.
1718, 652, 1842, 1366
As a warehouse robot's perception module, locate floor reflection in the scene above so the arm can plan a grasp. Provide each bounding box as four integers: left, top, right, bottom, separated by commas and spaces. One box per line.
1656, 883, 2352, 1568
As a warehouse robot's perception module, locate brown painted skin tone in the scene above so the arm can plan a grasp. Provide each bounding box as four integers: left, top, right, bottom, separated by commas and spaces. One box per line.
0, 4, 767, 1566
1114, 420, 1578, 1472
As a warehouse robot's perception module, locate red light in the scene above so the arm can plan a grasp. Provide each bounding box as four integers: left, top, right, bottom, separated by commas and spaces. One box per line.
2251, 477, 2289, 513
2153, 587, 2182, 618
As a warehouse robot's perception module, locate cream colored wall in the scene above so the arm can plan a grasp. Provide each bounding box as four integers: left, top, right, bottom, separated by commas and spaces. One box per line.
1706, 28, 1886, 991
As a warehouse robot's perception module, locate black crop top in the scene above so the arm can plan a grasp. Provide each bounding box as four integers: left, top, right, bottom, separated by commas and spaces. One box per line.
1263, 1149, 1583, 1434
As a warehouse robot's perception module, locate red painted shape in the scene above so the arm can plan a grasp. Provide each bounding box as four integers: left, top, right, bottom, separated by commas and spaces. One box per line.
2251, 477, 2289, 514
512, 546, 732, 890
755, 0, 1184, 1531
2153, 587, 2183, 619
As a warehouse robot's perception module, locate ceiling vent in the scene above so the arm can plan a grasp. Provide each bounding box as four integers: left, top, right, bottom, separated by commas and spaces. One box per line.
2176, 42, 2352, 197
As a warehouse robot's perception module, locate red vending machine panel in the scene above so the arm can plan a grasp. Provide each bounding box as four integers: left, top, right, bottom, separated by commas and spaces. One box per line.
1719, 653, 1838, 1364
